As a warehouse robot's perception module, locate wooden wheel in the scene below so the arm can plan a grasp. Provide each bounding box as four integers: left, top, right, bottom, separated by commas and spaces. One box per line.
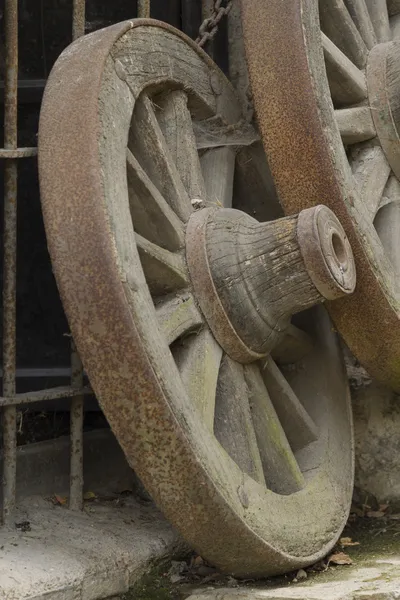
38, 20, 355, 577
242, 0, 400, 390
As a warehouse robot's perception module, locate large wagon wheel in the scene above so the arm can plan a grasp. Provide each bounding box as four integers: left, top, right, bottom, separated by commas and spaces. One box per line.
38, 20, 355, 577
242, 0, 400, 390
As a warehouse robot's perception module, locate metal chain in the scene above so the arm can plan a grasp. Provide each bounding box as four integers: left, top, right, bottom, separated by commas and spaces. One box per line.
196, 0, 233, 48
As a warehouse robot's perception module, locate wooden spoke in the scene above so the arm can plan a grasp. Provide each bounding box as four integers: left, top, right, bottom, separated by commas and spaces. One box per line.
129, 94, 192, 222
391, 13, 400, 38
345, 0, 377, 48
214, 357, 266, 485
156, 293, 203, 345
200, 147, 236, 208
319, 0, 368, 69
173, 328, 222, 432
379, 173, 400, 209
156, 90, 207, 201
233, 144, 283, 222
261, 358, 319, 452
244, 364, 305, 494
375, 175, 400, 276
136, 234, 188, 295
389, 0, 400, 16
271, 325, 314, 365
352, 145, 391, 219
335, 107, 376, 145
322, 33, 368, 106
127, 149, 185, 251
365, 0, 391, 42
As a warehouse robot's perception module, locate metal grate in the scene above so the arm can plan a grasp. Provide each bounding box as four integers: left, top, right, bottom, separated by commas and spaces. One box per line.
0, 0, 88, 523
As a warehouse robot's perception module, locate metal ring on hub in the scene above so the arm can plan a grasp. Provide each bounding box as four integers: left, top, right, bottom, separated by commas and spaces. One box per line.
297, 205, 356, 300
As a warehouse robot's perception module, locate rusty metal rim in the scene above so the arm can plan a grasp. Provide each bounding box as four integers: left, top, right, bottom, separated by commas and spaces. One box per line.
241, 0, 400, 390
38, 19, 353, 577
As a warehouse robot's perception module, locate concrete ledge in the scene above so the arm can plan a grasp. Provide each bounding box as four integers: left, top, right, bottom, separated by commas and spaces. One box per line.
0, 494, 179, 600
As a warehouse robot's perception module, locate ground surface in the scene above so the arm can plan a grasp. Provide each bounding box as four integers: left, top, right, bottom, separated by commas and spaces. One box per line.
115, 515, 400, 600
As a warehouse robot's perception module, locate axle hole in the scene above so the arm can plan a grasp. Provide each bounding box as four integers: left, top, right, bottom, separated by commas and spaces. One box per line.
331, 232, 348, 271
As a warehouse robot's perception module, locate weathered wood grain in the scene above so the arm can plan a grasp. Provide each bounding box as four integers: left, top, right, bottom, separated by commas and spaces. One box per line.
129, 94, 192, 222
206, 211, 325, 355
214, 357, 266, 485
261, 358, 319, 452
136, 234, 188, 295
174, 328, 222, 432
345, 0, 377, 48
320, 0, 368, 68
127, 149, 185, 251
375, 175, 400, 278
157, 90, 206, 201
322, 33, 368, 106
156, 294, 203, 345
244, 364, 305, 494
365, 0, 392, 42
335, 107, 376, 145
352, 145, 391, 219
200, 147, 236, 208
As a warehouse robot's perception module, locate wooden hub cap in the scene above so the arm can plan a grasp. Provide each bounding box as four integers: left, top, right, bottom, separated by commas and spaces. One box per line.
368, 41, 400, 179
186, 205, 356, 363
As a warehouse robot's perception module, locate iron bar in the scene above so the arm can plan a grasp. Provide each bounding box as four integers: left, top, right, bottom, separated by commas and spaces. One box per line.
72, 0, 86, 40
138, 0, 151, 18
69, 7, 86, 512
0, 148, 37, 158
70, 341, 84, 510
2, 0, 18, 524
0, 80, 46, 105
0, 367, 72, 378
0, 386, 92, 408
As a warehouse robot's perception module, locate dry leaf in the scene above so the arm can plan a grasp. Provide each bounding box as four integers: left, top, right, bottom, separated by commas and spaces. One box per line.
52, 494, 67, 506
379, 504, 389, 512
328, 552, 353, 566
340, 537, 360, 547
366, 510, 386, 518
83, 491, 97, 501
192, 556, 204, 567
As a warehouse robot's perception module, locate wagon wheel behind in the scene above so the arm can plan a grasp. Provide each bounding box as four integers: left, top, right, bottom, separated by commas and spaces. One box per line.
242, 0, 400, 390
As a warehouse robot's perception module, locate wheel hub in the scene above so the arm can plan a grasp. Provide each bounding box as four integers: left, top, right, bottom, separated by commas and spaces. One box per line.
186, 205, 355, 363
